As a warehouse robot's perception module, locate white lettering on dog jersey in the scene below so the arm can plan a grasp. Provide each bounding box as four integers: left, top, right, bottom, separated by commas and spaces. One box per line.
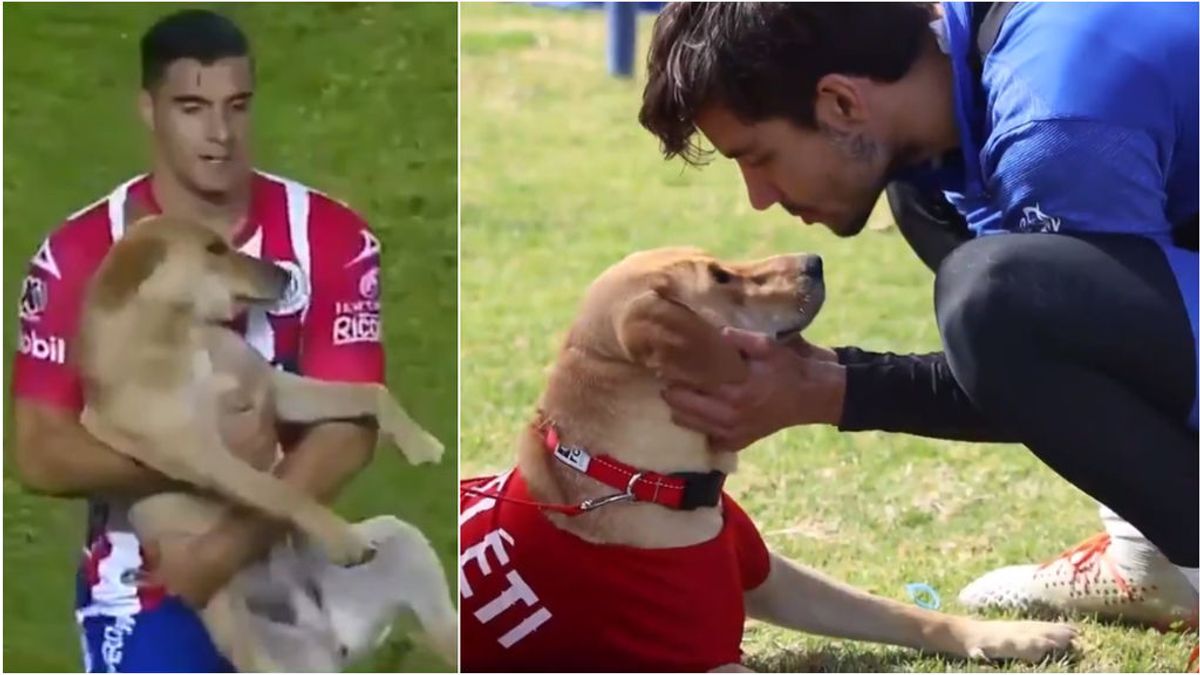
461, 528, 515, 598
460, 471, 512, 526
499, 607, 552, 649
475, 570, 540, 623
20, 329, 66, 364
462, 470, 554, 649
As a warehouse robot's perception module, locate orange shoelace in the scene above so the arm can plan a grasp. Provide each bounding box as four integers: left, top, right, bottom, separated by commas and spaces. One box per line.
1038, 532, 1133, 597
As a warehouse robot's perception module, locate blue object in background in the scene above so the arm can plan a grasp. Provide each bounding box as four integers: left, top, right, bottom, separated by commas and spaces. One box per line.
534, 2, 664, 78
535, 2, 664, 10
606, 2, 637, 77
905, 582, 942, 610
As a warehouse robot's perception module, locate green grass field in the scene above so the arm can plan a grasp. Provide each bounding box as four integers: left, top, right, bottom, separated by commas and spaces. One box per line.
3, 3, 456, 671
460, 4, 1190, 672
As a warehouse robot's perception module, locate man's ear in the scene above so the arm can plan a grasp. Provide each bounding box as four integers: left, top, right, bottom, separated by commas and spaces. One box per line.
813, 73, 870, 132
137, 90, 155, 133
91, 237, 166, 310
615, 288, 748, 389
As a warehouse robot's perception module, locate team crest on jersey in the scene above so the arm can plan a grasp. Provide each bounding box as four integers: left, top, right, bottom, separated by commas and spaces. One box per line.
32, 240, 61, 279
269, 260, 311, 316
19, 276, 49, 322
346, 230, 381, 268
359, 267, 380, 300
1017, 203, 1062, 233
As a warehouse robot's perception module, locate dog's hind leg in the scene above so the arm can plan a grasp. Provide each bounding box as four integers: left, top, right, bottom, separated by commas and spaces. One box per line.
204, 588, 283, 672
268, 370, 443, 465
310, 515, 458, 666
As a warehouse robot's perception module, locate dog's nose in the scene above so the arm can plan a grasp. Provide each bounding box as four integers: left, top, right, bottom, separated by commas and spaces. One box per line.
801, 255, 823, 281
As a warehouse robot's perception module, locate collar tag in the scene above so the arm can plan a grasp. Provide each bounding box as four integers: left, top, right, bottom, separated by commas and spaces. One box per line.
552, 443, 591, 473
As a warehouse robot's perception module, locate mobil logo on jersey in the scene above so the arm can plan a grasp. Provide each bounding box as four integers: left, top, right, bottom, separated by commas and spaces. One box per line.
21, 328, 66, 364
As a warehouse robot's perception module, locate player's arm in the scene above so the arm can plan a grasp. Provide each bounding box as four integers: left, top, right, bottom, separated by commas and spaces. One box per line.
983, 118, 1175, 240
830, 346, 1019, 442
177, 207, 385, 591
10, 234, 179, 498
825, 120, 1176, 443
13, 401, 179, 498
163, 424, 375, 605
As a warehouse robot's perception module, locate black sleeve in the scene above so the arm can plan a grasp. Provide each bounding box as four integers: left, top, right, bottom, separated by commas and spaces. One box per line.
832, 347, 1020, 443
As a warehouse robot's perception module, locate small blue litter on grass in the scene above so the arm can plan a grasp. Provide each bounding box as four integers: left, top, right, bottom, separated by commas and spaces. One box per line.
905, 582, 941, 610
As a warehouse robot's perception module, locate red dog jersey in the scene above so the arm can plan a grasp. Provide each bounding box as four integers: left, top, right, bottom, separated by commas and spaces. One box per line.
460, 469, 771, 672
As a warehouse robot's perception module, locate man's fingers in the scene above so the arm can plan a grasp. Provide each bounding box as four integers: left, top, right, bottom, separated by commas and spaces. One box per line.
669, 411, 730, 439
710, 436, 752, 453
721, 327, 775, 358
662, 386, 739, 427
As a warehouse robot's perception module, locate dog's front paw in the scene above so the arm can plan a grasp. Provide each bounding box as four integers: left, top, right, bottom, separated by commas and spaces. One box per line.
961, 619, 1078, 662
402, 429, 444, 465
376, 399, 443, 464
314, 518, 377, 567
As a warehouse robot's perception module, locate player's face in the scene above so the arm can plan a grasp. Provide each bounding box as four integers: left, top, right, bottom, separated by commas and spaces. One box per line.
694, 104, 893, 239
141, 57, 254, 197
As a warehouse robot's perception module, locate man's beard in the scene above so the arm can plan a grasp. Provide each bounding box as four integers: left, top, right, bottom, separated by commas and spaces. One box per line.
817, 141, 927, 238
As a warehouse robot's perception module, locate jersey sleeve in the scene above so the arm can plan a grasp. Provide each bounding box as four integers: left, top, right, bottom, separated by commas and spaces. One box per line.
11, 231, 89, 411
723, 494, 771, 591
298, 198, 386, 383
982, 118, 1174, 239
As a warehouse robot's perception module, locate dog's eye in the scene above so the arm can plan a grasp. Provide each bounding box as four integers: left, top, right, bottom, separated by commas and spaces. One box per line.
206, 241, 229, 255
709, 263, 733, 284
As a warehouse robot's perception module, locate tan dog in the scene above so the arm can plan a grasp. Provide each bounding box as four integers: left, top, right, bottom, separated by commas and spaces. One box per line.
76, 215, 450, 671
460, 247, 1077, 671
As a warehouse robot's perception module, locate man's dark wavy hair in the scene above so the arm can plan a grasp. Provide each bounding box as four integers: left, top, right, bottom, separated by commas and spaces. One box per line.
639, 2, 936, 164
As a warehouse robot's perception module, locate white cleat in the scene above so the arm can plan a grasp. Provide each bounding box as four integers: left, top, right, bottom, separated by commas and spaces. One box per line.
959, 532, 1198, 630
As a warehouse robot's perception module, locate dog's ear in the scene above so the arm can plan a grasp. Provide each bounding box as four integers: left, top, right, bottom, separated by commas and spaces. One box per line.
92, 237, 166, 309
615, 287, 748, 389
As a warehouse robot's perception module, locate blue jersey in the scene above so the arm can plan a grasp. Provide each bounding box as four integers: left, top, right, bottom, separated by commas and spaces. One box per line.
940, 2, 1199, 427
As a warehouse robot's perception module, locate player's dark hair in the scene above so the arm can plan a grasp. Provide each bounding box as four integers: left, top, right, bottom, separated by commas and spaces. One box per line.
640, 2, 937, 164
140, 9, 252, 90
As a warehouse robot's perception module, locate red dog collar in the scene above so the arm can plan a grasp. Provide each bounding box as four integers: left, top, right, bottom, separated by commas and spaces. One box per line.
460, 419, 726, 516
540, 422, 726, 511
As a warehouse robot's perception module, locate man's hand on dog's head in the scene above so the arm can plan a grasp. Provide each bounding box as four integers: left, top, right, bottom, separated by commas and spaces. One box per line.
660, 327, 846, 452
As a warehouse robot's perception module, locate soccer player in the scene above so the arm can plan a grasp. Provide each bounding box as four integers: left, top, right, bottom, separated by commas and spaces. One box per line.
12, 10, 387, 671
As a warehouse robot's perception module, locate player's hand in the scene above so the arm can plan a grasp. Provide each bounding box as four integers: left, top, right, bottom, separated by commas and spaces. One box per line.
661, 327, 846, 452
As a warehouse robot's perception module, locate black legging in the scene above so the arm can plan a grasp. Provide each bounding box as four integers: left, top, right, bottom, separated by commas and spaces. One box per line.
884, 182, 1199, 568
936, 232, 1198, 567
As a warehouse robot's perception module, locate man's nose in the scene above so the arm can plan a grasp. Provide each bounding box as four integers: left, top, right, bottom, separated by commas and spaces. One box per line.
207, 109, 231, 144
740, 165, 781, 212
